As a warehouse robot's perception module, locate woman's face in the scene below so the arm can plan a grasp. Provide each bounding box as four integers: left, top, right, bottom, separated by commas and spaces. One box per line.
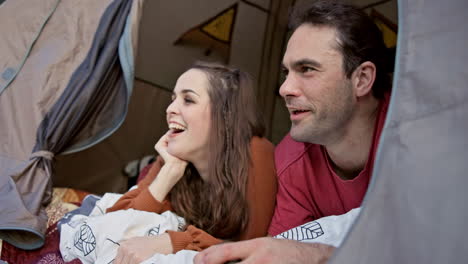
166, 69, 212, 162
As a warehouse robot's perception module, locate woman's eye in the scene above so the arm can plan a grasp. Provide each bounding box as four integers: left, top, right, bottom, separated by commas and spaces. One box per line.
184, 98, 194, 104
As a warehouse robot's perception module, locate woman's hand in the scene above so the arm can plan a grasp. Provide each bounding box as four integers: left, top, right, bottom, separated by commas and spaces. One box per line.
114, 233, 173, 264
149, 131, 188, 202
155, 131, 187, 166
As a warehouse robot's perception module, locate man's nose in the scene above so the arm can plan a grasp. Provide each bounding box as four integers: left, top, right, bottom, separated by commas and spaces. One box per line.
279, 75, 301, 98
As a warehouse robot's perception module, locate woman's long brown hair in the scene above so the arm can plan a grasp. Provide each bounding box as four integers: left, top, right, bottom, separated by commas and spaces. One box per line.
169, 61, 265, 239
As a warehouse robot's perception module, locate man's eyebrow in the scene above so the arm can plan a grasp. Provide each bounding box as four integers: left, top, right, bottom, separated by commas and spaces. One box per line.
292, 58, 322, 70
173, 89, 200, 97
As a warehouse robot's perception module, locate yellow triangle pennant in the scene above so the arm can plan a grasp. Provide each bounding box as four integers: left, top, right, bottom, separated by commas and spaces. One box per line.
174, 3, 238, 62
201, 6, 236, 43
371, 9, 398, 48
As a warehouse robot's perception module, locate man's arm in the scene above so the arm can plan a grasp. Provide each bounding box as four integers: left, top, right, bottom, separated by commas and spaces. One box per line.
193, 237, 335, 264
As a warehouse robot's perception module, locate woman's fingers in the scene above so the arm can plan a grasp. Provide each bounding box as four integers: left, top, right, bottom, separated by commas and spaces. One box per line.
154, 131, 188, 167
155, 131, 171, 159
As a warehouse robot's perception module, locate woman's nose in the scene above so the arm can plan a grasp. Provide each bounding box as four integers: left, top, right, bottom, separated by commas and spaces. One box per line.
166, 100, 178, 115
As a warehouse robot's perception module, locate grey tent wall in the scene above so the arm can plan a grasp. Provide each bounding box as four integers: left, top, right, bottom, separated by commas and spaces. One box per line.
330, 0, 468, 263
61, 0, 136, 154
0, 0, 133, 250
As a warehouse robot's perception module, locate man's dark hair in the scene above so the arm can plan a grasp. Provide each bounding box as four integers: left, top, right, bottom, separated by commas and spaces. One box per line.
289, 0, 393, 99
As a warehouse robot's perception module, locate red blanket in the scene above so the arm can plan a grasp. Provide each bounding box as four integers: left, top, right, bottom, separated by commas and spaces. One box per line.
1, 188, 90, 264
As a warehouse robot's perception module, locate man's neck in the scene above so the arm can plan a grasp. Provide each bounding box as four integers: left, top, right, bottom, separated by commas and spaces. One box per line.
325, 96, 380, 180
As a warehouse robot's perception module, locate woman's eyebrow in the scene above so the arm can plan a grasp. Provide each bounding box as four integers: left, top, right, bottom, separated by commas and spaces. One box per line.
172, 89, 200, 97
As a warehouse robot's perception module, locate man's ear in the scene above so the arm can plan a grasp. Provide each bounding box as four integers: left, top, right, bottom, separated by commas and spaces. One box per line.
351, 61, 376, 98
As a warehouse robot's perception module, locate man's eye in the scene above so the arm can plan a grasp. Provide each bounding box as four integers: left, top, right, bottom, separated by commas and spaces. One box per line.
301, 66, 315, 73
281, 68, 289, 82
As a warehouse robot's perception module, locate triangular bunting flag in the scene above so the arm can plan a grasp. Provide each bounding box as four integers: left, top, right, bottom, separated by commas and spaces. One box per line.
201, 6, 236, 43
174, 3, 238, 62
371, 9, 398, 48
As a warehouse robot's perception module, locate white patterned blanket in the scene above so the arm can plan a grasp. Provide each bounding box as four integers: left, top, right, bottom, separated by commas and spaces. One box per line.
58, 193, 196, 264
274, 207, 361, 247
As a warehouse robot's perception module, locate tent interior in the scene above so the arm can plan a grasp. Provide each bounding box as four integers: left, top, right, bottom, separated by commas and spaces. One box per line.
3, 0, 468, 262
52, 0, 398, 195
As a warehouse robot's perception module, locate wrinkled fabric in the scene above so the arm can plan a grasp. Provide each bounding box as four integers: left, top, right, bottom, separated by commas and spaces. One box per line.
141, 250, 198, 264
59, 193, 184, 264
0, 0, 136, 250
331, 0, 468, 263
275, 207, 361, 248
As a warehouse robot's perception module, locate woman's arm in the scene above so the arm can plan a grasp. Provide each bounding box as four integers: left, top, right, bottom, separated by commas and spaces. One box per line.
106, 157, 174, 213
167, 225, 223, 252
117, 136, 277, 256
107, 132, 188, 213
239, 137, 278, 240
165, 137, 278, 253
149, 130, 188, 202
147, 160, 187, 202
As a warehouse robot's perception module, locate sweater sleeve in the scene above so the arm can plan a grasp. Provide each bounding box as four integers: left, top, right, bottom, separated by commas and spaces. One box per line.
106, 156, 173, 213
166, 137, 277, 253
167, 225, 223, 252
239, 137, 277, 239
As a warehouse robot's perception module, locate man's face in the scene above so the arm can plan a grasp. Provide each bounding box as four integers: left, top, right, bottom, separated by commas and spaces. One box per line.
280, 24, 356, 145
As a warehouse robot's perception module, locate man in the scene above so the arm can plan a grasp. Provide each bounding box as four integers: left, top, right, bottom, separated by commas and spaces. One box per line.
195, 1, 392, 263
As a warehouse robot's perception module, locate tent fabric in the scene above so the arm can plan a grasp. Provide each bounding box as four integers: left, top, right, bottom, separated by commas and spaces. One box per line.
331, 0, 468, 263
51, 0, 144, 195
0, 0, 138, 250
34, 0, 132, 155
63, 0, 141, 154
0, 0, 113, 174
0, 0, 61, 96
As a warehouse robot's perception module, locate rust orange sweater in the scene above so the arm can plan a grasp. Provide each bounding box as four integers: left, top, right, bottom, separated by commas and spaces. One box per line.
106, 137, 277, 253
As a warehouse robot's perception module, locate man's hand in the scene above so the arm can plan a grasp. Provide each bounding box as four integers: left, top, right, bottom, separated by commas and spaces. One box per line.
194, 237, 335, 264
114, 233, 173, 264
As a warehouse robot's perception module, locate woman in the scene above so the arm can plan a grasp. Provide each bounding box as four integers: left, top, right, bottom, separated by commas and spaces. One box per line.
107, 62, 277, 263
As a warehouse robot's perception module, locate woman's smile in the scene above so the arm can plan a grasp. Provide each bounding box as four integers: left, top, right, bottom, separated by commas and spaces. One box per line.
168, 121, 186, 138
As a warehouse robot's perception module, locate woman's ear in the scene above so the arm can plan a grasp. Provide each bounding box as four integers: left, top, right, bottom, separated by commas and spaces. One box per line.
351, 61, 376, 98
